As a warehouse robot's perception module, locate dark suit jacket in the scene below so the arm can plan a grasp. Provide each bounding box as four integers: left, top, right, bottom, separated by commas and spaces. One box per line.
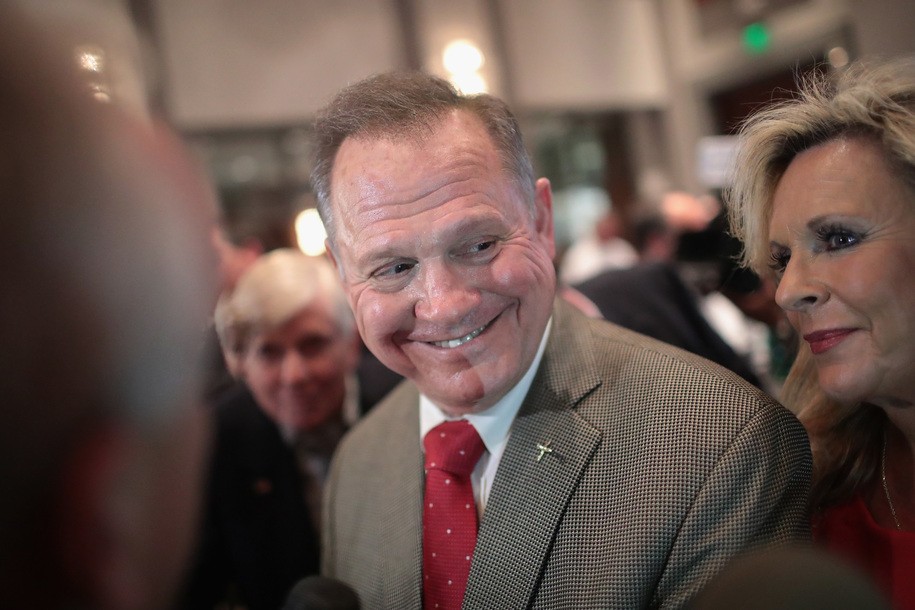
323, 300, 811, 609
181, 384, 320, 610
575, 262, 763, 387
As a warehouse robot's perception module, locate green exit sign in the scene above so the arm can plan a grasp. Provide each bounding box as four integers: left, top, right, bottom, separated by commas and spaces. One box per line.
742, 22, 772, 54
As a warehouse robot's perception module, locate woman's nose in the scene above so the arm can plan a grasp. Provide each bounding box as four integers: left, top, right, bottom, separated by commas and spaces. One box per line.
774, 257, 829, 313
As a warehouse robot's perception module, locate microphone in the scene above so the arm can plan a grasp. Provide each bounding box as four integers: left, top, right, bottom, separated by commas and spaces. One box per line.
281, 575, 361, 610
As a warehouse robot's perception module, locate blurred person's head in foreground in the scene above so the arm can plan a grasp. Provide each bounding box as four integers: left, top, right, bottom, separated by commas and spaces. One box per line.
215, 249, 360, 436
0, 5, 218, 609
690, 546, 890, 609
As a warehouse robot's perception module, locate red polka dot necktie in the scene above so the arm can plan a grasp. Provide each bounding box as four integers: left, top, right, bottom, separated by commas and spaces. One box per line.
423, 420, 486, 610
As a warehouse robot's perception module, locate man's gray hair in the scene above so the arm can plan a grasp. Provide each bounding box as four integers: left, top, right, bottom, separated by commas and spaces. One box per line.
311, 71, 535, 243
215, 249, 354, 367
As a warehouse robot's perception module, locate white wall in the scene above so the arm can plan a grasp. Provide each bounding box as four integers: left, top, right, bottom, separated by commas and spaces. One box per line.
154, 0, 403, 128
153, 0, 671, 128
657, 0, 851, 193
499, 0, 668, 110
850, 0, 915, 57
152, 0, 885, 197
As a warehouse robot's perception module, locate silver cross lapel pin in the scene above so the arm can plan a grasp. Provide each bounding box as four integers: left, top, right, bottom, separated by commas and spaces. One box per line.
536, 441, 554, 462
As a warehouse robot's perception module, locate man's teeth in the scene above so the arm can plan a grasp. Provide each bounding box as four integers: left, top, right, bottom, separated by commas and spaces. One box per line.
431, 324, 486, 349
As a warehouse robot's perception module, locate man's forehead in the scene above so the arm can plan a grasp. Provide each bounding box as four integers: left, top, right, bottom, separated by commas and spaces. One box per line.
335, 123, 492, 193
336, 109, 494, 161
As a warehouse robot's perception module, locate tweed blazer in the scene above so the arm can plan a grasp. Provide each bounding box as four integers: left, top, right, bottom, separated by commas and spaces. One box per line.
322, 300, 811, 609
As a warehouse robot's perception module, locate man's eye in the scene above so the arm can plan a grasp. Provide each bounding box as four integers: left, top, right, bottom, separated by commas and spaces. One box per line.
258, 345, 283, 360
376, 261, 415, 277
391, 262, 415, 275
297, 336, 332, 358
459, 239, 499, 261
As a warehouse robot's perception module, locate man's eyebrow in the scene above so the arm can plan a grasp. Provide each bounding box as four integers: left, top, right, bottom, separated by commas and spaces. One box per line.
355, 245, 409, 272
446, 213, 502, 236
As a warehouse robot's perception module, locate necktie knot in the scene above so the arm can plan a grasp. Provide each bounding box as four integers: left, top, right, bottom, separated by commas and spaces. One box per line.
424, 420, 485, 477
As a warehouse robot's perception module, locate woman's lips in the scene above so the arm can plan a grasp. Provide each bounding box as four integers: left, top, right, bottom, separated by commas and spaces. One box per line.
803, 328, 857, 355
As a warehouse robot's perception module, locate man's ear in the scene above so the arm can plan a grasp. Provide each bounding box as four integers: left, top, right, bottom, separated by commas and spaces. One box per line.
238, 237, 265, 267
324, 240, 342, 278
533, 177, 556, 259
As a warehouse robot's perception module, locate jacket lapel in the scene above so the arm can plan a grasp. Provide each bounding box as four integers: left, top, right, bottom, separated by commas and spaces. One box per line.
464, 301, 603, 608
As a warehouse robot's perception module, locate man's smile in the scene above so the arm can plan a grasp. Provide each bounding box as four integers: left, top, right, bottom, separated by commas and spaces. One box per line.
427, 321, 489, 349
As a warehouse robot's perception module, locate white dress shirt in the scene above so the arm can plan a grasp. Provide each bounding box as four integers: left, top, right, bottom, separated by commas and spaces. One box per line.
420, 318, 552, 516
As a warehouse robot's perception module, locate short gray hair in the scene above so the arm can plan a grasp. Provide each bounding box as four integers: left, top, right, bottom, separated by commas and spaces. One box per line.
215, 249, 354, 366
311, 71, 535, 243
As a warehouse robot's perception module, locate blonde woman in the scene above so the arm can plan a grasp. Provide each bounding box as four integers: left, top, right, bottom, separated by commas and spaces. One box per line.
728, 57, 915, 606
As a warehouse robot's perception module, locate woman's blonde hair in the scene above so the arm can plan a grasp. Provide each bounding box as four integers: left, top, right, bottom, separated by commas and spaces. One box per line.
728, 56, 915, 274
726, 56, 915, 510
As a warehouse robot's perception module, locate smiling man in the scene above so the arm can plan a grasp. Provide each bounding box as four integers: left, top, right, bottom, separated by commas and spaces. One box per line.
314, 72, 812, 609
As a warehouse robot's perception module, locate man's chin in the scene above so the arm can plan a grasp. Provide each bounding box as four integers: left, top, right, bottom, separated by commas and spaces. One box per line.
419, 373, 514, 414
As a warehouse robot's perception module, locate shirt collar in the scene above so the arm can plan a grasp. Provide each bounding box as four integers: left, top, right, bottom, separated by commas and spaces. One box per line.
420, 317, 552, 454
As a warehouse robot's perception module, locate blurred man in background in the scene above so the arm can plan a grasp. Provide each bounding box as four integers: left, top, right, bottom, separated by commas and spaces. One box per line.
205, 187, 301, 401
182, 250, 360, 610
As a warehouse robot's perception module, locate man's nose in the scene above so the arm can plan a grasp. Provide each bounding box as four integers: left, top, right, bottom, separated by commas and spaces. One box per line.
413, 260, 480, 325
775, 256, 829, 313
280, 351, 309, 384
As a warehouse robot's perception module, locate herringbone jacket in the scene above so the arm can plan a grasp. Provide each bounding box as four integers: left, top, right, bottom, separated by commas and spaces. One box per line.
322, 299, 811, 609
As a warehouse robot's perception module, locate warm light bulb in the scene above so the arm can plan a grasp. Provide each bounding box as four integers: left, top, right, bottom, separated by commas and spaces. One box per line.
828, 47, 850, 69
443, 39, 484, 75
295, 208, 328, 256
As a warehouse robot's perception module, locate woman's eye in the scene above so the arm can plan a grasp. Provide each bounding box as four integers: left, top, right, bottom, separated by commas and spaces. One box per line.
816, 225, 861, 251
768, 248, 790, 275
824, 231, 858, 250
